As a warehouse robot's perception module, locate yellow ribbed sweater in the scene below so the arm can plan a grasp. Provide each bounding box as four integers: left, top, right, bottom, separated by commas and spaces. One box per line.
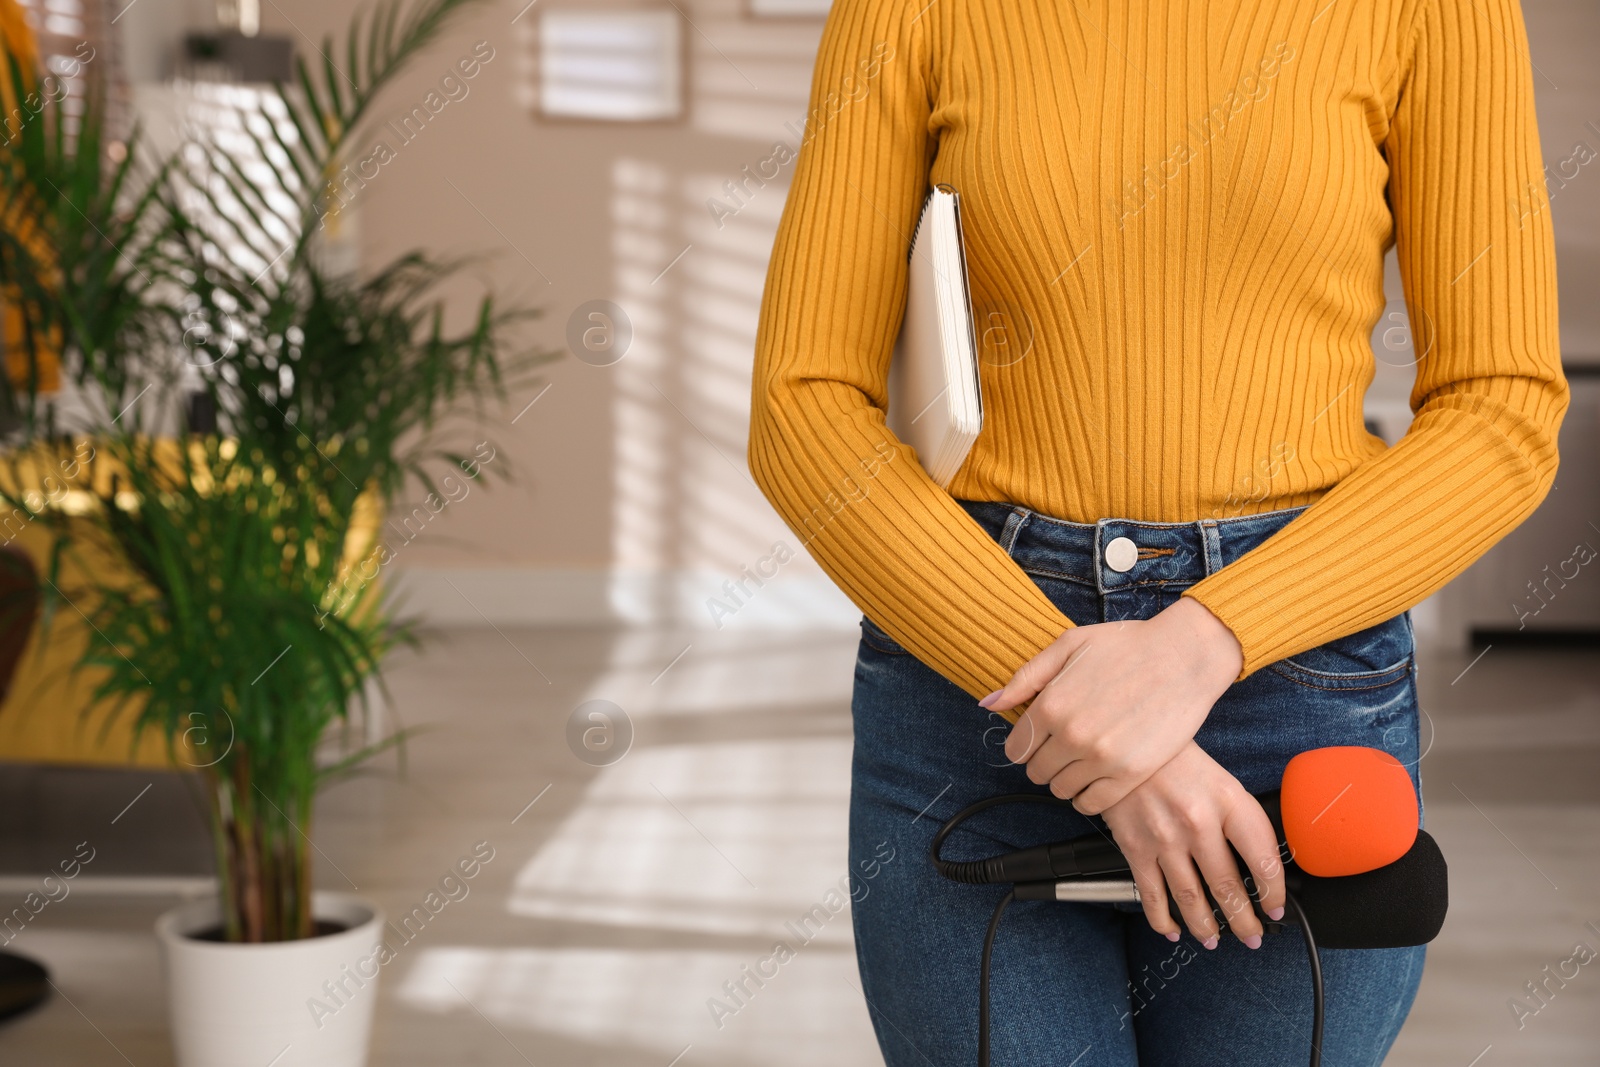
748, 0, 1566, 702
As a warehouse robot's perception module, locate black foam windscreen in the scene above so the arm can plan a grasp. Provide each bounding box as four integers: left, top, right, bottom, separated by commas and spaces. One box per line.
1286, 829, 1448, 949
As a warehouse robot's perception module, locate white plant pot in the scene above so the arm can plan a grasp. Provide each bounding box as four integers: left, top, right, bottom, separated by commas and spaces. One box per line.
156, 890, 386, 1067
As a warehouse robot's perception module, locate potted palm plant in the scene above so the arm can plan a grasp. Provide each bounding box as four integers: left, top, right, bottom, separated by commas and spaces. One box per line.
0, 1, 550, 1062
100, 430, 402, 1067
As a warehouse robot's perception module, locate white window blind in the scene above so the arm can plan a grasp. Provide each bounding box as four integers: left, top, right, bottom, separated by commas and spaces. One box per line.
13, 0, 130, 141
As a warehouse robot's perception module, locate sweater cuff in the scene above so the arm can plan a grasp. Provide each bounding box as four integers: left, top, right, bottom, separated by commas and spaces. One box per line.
1179, 583, 1277, 682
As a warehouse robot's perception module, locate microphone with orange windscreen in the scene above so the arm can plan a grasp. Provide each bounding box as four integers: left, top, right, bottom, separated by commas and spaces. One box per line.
932, 745, 1448, 949
934, 745, 1449, 1067
1279, 745, 1418, 876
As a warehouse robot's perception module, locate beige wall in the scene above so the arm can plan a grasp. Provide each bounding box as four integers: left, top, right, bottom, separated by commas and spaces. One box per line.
256, 0, 854, 628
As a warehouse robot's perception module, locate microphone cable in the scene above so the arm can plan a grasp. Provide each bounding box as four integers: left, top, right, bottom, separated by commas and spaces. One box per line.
977, 887, 1014, 1067
933, 792, 1325, 1067
1285, 892, 1325, 1067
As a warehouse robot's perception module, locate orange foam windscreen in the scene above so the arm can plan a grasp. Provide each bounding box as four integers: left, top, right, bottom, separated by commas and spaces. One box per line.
1281, 746, 1418, 878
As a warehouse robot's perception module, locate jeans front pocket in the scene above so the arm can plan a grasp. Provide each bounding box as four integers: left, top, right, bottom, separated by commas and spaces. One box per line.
1268, 611, 1415, 692
1200, 610, 1421, 800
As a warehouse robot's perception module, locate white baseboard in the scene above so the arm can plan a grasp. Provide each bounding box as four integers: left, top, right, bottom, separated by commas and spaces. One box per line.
386, 566, 863, 631
0, 874, 215, 897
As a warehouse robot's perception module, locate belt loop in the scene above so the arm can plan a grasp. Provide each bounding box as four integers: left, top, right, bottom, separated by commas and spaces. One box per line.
1094, 521, 1109, 596
1199, 519, 1223, 576
1000, 506, 1029, 558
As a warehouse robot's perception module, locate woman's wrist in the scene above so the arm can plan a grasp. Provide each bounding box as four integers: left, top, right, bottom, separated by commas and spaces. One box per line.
1159, 595, 1244, 698
988, 593, 1248, 814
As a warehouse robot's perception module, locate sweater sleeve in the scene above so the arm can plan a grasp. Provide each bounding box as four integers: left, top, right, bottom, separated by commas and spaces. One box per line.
1182, 0, 1569, 678
747, 0, 1074, 702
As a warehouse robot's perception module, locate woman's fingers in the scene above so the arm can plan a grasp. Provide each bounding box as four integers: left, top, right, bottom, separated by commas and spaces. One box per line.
1046, 762, 1101, 803
1223, 794, 1287, 923
989, 630, 1087, 719
1157, 852, 1220, 948
1126, 849, 1181, 942
999, 636, 1094, 767
1066, 774, 1133, 816
1192, 835, 1263, 946
1173, 797, 1284, 948
1019, 732, 1079, 786
1101, 743, 1287, 947
1003, 707, 1049, 765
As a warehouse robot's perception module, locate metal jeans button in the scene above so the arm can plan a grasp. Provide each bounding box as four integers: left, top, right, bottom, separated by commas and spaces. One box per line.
1104, 536, 1138, 573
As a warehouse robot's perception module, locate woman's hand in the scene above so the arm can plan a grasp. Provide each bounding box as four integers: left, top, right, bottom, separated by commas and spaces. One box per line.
1100, 741, 1286, 948
986, 596, 1243, 814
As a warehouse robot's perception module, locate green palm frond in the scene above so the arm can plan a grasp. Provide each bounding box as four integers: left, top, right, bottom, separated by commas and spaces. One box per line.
0, 0, 559, 943
0, 50, 177, 436
189, 0, 483, 267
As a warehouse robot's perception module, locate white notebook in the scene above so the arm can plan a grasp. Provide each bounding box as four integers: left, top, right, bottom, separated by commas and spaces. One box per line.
887, 183, 983, 489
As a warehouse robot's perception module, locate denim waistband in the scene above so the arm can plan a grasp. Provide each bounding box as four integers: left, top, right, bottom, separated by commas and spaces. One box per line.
956, 499, 1309, 594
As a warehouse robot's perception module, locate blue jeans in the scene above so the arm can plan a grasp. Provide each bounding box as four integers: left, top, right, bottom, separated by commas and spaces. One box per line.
848, 500, 1426, 1066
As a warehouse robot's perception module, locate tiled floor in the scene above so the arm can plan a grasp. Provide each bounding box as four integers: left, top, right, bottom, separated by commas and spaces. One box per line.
1, 625, 1596, 1065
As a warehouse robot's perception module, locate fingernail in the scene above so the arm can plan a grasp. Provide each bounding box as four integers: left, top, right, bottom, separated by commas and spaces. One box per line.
1243, 934, 1262, 950
978, 689, 1004, 708
1201, 935, 1219, 951
1164, 930, 1180, 942
1266, 906, 1285, 921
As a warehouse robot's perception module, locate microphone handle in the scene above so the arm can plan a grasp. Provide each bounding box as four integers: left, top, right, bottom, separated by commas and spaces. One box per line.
1011, 828, 1447, 950
1013, 876, 1282, 934
990, 790, 1287, 883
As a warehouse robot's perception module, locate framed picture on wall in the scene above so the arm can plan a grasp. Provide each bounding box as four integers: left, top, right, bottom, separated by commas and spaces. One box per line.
746, 0, 833, 16
535, 8, 684, 122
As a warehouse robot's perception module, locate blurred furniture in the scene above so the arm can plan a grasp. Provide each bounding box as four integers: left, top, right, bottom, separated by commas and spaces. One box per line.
1435, 366, 1600, 646
0, 543, 50, 1025
0, 438, 386, 767
0, 496, 173, 767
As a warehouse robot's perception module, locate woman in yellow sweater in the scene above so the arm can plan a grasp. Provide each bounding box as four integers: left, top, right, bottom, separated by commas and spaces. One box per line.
749, 0, 1564, 1061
